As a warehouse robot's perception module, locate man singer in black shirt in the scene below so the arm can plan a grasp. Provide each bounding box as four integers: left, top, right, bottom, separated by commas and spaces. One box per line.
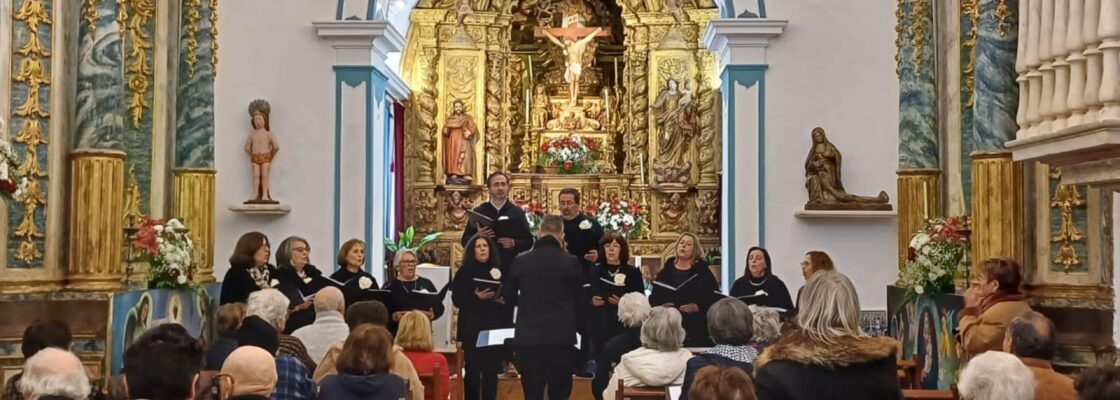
557, 188, 603, 377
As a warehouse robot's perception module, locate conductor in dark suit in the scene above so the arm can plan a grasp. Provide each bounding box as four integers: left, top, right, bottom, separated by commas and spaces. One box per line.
502, 215, 583, 400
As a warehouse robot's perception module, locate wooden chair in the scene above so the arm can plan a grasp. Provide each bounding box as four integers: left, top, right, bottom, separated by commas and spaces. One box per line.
902, 385, 960, 400
615, 379, 669, 400
438, 343, 466, 400
897, 355, 921, 389
416, 363, 444, 400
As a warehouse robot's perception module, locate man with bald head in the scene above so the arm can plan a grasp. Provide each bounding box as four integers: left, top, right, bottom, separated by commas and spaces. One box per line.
292, 286, 349, 362
18, 348, 91, 400
222, 346, 279, 400
1004, 311, 1077, 400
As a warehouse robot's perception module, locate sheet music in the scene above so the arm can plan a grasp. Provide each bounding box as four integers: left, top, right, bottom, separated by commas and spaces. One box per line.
668, 385, 682, 399
652, 273, 697, 291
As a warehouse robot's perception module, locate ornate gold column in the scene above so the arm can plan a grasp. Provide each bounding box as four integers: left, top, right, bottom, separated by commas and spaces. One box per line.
897, 169, 942, 267
970, 151, 1023, 275
68, 150, 126, 291
173, 168, 216, 283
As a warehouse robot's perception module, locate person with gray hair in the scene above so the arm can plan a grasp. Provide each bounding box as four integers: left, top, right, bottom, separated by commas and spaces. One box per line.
246, 288, 318, 372
17, 348, 91, 400
292, 286, 349, 364
959, 351, 1035, 400
602, 306, 692, 400
1003, 311, 1077, 400
680, 298, 757, 400
591, 292, 650, 400
754, 271, 902, 400
383, 248, 446, 334
274, 235, 330, 334
748, 305, 782, 351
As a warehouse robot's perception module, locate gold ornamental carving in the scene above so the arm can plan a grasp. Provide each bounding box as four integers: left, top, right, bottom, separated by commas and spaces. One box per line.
625, 51, 650, 178
970, 152, 1023, 275
694, 190, 719, 235
485, 52, 506, 173
11, 0, 53, 265
122, 0, 155, 129
411, 49, 440, 184
184, 0, 202, 78
209, 0, 219, 77
658, 192, 689, 233
962, 0, 979, 107
895, 0, 905, 75
696, 51, 719, 185
994, 0, 1011, 37
173, 169, 217, 283
443, 190, 477, 231
409, 189, 440, 231
84, 0, 100, 38
1048, 168, 1084, 272
910, 0, 928, 75
123, 164, 143, 228
69, 150, 127, 291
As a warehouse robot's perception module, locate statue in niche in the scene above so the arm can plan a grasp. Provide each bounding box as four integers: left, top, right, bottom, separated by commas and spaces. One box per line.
245, 99, 279, 204
531, 85, 551, 129
451, 0, 476, 27
543, 26, 603, 106
652, 79, 698, 184
446, 190, 472, 229
443, 99, 479, 185
803, 127, 891, 210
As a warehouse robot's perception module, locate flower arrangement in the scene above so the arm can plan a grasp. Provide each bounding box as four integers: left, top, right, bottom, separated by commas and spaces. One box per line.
516, 198, 545, 235
0, 135, 26, 202
538, 134, 600, 174
132, 218, 196, 289
899, 217, 968, 296
588, 198, 648, 240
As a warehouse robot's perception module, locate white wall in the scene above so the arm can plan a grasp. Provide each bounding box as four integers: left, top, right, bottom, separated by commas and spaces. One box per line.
213, 1, 339, 279
758, 1, 901, 310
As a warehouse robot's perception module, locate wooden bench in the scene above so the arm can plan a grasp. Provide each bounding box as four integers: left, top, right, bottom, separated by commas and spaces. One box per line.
615, 379, 668, 400
902, 385, 960, 400
897, 355, 921, 389
416, 363, 445, 400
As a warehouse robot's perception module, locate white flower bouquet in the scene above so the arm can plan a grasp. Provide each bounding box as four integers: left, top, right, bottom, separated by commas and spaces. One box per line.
899, 217, 967, 296
590, 198, 648, 240
133, 217, 196, 289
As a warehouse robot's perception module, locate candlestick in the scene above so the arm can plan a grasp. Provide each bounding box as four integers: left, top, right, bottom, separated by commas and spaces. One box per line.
525, 87, 531, 122
485, 151, 491, 174
604, 88, 610, 128
639, 153, 645, 184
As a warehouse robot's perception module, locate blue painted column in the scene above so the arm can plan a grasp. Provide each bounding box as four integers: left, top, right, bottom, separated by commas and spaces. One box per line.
704, 19, 785, 291
314, 20, 407, 282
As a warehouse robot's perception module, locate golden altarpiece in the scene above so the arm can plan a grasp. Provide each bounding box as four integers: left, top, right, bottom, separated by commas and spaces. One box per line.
399, 0, 724, 272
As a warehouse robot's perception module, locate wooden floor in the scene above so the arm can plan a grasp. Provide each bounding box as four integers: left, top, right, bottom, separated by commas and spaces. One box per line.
497, 376, 597, 400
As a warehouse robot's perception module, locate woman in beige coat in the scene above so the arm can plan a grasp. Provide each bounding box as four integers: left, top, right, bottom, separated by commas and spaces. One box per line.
958, 258, 1032, 360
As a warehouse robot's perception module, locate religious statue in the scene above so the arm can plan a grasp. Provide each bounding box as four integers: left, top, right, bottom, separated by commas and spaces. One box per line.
803, 127, 891, 210
652, 79, 698, 184
446, 190, 471, 229
531, 85, 551, 129
245, 99, 279, 204
543, 26, 603, 106
122, 164, 143, 228
442, 99, 480, 185
450, 0, 476, 27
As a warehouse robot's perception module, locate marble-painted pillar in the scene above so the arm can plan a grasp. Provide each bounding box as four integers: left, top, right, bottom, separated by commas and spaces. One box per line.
703, 19, 785, 291
972, 0, 1024, 270
314, 20, 406, 281
174, 0, 217, 283
897, 0, 942, 269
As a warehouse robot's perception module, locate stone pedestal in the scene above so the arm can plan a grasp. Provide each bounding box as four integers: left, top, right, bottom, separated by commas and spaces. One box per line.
68, 150, 126, 291
173, 168, 216, 283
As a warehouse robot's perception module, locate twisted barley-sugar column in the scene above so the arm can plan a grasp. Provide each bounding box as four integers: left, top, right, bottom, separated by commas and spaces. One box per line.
68, 150, 126, 291
896, 170, 941, 271
970, 152, 1023, 278
174, 168, 216, 283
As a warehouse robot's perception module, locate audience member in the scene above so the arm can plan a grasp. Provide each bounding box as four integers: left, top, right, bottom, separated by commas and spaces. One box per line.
396, 311, 451, 400
958, 351, 1034, 400
237, 316, 316, 400
318, 325, 407, 400
122, 323, 204, 400
1003, 311, 1076, 400
246, 289, 318, 372
958, 258, 1031, 360
2, 320, 72, 400
686, 365, 756, 400
220, 346, 278, 400
313, 301, 424, 400
747, 306, 782, 354
206, 303, 246, 370
1074, 365, 1120, 400
221, 232, 278, 305
680, 298, 756, 400
17, 348, 91, 400
292, 286, 349, 363
591, 292, 650, 400
754, 271, 902, 400
601, 307, 692, 400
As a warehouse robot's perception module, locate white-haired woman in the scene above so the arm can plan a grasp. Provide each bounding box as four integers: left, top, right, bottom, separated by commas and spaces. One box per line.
754, 271, 902, 400
680, 298, 758, 400
602, 307, 692, 400
274, 235, 328, 334
748, 305, 782, 354
959, 351, 1035, 400
246, 288, 318, 372
384, 249, 445, 334
592, 292, 650, 400
649, 232, 720, 347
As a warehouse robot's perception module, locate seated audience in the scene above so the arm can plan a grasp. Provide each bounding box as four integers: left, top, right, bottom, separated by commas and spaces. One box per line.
396, 311, 451, 400
319, 325, 407, 400
680, 298, 756, 400
1074, 365, 1120, 400
206, 303, 247, 370
601, 307, 692, 400
238, 316, 316, 400
1003, 311, 1076, 400
292, 287, 349, 363
687, 365, 756, 400
246, 289, 318, 372
122, 323, 204, 400
592, 292, 650, 400
958, 351, 1035, 400
2, 320, 72, 400
17, 348, 90, 400
958, 258, 1031, 360
747, 305, 782, 354
313, 301, 424, 400
754, 271, 902, 400
220, 346, 278, 400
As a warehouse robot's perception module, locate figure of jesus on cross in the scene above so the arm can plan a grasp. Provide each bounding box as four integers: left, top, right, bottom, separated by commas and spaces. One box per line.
537, 21, 609, 106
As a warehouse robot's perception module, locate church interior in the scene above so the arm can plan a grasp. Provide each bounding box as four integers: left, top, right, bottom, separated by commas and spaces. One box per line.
2, 0, 1120, 398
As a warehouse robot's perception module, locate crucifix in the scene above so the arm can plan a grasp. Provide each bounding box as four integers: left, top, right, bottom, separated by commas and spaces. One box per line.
534, 16, 609, 106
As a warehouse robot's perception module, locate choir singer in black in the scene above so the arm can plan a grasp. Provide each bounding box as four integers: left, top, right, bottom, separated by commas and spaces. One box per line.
383, 249, 445, 334
502, 215, 584, 400
557, 187, 603, 376
649, 232, 719, 347
451, 234, 513, 400
460, 172, 534, 272
587, 232, 644, 360
729, 246, 795, 313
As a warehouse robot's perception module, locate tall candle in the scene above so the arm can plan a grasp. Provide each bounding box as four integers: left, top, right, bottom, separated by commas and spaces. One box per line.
639, 154, 645, 183
528, 55, 534, 82
525, 87, 531, 122
604, 88, 610, 127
